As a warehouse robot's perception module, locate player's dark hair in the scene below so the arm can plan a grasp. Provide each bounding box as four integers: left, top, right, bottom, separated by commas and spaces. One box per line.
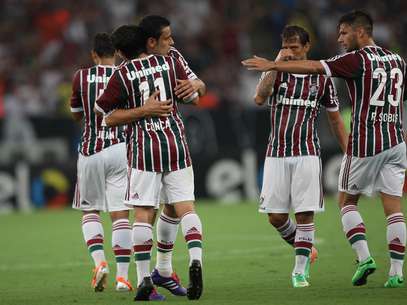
338, 10, 373, 36
281, 25, 310, 46
93, 33, 115, 57
111, 25, 147, 59
139, 15, 171, 40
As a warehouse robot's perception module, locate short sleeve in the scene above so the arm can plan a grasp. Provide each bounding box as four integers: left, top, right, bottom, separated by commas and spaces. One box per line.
174, 58, 189, 81
169, 47, 198, 80
320, 77, 339, 112
320, 52, 363, 79
70, 70, 83, 113
95, 70, 128, 115
173, 58, 199, 103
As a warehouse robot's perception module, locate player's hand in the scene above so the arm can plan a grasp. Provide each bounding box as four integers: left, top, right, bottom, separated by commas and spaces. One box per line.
276, 49, 294, 61
174, 79, 197, 100
241, 56, 275, 71
143, 91, 173, 117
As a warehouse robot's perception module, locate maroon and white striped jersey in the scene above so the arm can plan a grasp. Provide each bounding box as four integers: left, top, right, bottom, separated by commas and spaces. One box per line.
96, 55, 192, 172
321, 46, 406, 157
70, 65, 126, 156
266, 72, 339, 157
168, 47, 198, 80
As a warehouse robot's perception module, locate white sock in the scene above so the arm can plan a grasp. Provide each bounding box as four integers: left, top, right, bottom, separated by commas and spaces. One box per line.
156, 213, 180, 277
82, 213, 106, 266
112, 218, 132, 280
181, 212, 203, 266
293, 223, 315, 275
387, 213, 406, 277
133, 222, 153, 286
341, 205, 371, 262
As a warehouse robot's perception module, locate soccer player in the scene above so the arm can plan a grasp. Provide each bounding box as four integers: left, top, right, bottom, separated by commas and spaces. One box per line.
138, 15, 206, 296
70, 33, 133, 292
95, 25, 204, 301
242, 11, 407, 288
70, 33, 173, 294
253, 25, 348, 288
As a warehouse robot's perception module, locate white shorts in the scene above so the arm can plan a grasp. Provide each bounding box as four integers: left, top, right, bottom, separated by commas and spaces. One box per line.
125, 166, 195, 208
259, 156, 324, 214
73, 143, 129, 212
339, 142, 407, 197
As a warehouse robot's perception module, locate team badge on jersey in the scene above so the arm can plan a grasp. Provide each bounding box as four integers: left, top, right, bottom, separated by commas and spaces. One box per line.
309, 83, 319, 95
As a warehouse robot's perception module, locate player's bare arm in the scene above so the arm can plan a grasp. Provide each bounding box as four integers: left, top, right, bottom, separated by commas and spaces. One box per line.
326, 110, 348, 153
242, 56, 325, 74
254, 72, 276, 105
174, 79, 206, 100
95, 91, 173, 127
254, 50, 291, 105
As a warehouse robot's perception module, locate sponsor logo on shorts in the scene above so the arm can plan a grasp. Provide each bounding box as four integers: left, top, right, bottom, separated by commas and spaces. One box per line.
81, 200, 90, 206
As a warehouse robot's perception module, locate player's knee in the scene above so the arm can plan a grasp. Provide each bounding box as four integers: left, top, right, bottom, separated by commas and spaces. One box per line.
295, 211, 314, 224
163, 204, 177, 218
268, 213, 288, 228
110, 210, 129, 222
174, 201, 195, 218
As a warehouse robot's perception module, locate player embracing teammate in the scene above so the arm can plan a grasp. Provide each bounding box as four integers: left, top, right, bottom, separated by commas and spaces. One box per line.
95, 25, 203, 301
71, 16, 205, 301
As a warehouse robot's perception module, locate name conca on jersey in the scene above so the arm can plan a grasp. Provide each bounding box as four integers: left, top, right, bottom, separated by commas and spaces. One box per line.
145, 118, 171, 132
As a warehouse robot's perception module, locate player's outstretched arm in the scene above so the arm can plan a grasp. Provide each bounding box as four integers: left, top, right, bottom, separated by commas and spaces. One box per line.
242, 56, 325, 75
326, 110, 348, 153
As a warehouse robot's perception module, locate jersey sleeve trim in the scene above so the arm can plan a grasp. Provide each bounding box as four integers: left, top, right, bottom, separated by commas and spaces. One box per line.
320, 60, 332, 77
94, 103, 106, 115
325, 106, 339, 112
70, 107, 84, 113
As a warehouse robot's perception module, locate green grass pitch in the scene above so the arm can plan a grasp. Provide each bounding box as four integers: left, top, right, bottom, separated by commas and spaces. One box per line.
0, 196, 406, 305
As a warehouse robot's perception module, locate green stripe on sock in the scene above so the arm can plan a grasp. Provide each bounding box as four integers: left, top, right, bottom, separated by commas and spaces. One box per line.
349, 234, 366, 245
157, 249, 172, 253
295, 248, 311, 257
134, 253, 151, 261
390, 252, 405, 260
89, 244, 103, 253
116, 256, 130, 263
187, 241, 202, 249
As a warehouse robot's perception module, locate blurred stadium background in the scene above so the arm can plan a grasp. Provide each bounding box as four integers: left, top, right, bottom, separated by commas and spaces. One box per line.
0, 0, 407, 211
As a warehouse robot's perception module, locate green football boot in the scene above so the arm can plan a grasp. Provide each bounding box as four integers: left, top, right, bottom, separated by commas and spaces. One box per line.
292, 273, 309, 288
384, 275, 404, 288
304, 258, 311, 279
352, 257, 377, 286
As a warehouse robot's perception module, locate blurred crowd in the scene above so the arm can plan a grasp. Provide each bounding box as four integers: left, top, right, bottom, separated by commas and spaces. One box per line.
0, 0, 406, 121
